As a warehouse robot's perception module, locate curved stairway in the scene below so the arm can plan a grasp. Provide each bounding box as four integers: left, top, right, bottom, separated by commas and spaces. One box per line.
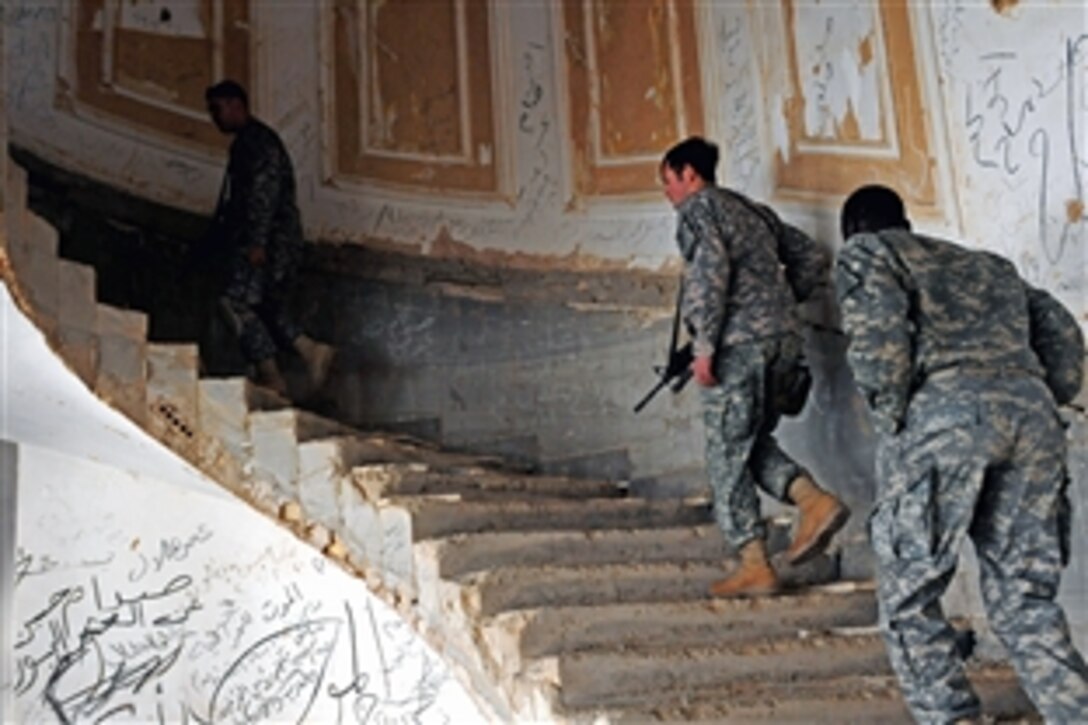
1, 162, 1038, 722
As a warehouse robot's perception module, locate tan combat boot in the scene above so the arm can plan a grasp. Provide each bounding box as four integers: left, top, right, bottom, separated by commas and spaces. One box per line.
255, 358, 289, 397
709, 539, 779, 598
785, 476, 850, 565
294, 335, 336, 390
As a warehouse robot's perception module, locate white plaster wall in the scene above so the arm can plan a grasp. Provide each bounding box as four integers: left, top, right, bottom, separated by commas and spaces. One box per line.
12, 442, 484, 724
4, 2, 1085, 320
928, 1, 1087, 323
0, 282, 483, 723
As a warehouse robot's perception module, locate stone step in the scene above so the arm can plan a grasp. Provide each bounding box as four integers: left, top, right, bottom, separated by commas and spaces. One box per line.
352, 462, 622, 503
297, 435, 363, 532
442, 430, 541, 470
196, 377, 290, 489
96, 302, 148, 339
628, 465, 709, 499
330, 438, 522, 578
555, 631, 891, 710
54, 260, 99, 384
7, 162, 28, 214
55, 324, 98, 385
299, 435, 433, 531
248, 409, 349, 512
577, 664, 1034, 723
146, 343, 200, 461
9, 212, 60, 335
364, 417, 443, 442
56, 259, 97, 330
538, 447, 633, 481
389, 497, 712, 542
369, 496, 717, 595
347, 435, 500, 470
422, 522, 773, 580
94, 303, 148, 424
457, 556, 838, 618
482, 585, 878, 676
300, 436, 535, 533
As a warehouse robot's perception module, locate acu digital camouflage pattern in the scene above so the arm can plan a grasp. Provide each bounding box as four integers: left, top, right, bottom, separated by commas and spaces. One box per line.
675, 186, 825, 357
213, 119, 305, 363
674, 186, 828, 549
700, 335, 808, 548
836, 228, 1088, 723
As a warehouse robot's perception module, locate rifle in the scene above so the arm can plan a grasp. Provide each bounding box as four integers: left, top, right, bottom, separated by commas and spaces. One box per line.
634, 288, 694, 413
633, 342, 693, 413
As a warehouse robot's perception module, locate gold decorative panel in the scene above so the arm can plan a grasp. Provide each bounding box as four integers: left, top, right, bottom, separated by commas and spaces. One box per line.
774, 0, 936, 208
330, 0, 499, 193
72, 0, 250, 147
561, 0, 705, 198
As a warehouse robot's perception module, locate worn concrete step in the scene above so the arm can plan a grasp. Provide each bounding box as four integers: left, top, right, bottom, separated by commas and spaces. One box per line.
309, 430, 501, 472
482, 585, 878, 674
248, 409, 349, 508
146, 343, 200, 461
297, 435, 366, 531
196, 377, 290, 489
371, 497, 718, 595
96, 302, 148, 339
442, 430, 541, 470
628, 465, 709, 499
365, 417, 443, 442
422, 522, 784, 580
57, 259, 96, 331
353, 462, 623, 503
298, 435, 466, 531
7, 162, 28, 213
9, 212, 60, 334
54, 260, 99, 385
459, 556, 838, 617
388, 497, 712, 543
577, 665, 1034, 723
55, 325, 98, 385
555, 631, 891, 710
538, 447, 633, 480
94, 304, 148, 424
200, 376, 290, 414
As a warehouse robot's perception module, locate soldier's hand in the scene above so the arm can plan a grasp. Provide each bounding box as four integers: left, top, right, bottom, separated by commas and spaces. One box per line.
247, 245, 267, 267
693, 355, 718, 387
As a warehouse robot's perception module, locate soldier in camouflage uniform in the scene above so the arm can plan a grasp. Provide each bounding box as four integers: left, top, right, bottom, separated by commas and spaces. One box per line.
837, 185, 1088, 723
661, 137, 850, 598
205, 80, 333, 396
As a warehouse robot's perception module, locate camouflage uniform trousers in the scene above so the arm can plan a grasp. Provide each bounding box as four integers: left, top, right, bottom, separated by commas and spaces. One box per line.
699, 334, 809, 549
871, 372, 1088, 723
221, 243, 302, 364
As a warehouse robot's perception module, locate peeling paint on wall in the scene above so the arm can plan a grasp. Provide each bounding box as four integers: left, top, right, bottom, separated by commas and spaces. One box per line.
792, 3, 884, 142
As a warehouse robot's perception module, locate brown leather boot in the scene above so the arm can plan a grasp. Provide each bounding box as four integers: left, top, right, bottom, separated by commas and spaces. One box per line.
255, 358, 289, 397
294, 335, 336, 390
709, 539, 778, 598
785, 476, 850, 565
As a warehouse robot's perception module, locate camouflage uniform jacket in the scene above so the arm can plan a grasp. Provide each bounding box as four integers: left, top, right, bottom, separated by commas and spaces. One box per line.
675, 186, 826, 358
213, 119, 303, 255
835, 228, 1085, 435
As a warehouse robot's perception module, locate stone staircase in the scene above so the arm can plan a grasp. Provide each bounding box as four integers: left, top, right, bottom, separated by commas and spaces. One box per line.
1, 162, 1038, 722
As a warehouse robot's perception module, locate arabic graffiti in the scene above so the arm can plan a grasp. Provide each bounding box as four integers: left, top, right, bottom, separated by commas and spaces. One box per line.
15, 526, 475, 724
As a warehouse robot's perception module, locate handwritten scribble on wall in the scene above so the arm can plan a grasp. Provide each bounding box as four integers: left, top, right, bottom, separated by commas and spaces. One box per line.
14, 454, 480, 724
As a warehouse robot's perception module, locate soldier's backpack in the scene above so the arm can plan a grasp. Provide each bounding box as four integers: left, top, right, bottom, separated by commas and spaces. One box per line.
723, 189, 829, 304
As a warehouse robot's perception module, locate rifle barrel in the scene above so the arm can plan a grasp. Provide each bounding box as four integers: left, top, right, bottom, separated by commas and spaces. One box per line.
633, 377, 669, 413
